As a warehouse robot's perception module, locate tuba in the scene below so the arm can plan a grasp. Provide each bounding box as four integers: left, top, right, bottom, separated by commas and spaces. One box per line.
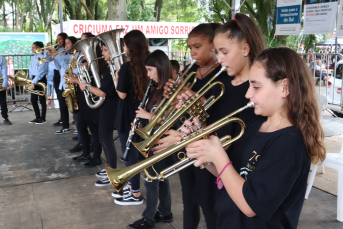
14, 71, 46, 96
62, 50, 80, 114
96, 28, 125, 88
74, 37, 105, 109
106, 102, 255, 195
0, 75, 15, 91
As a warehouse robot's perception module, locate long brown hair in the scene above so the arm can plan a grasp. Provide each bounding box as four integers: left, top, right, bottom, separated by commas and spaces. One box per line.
144, 50, 173, 111
123, 30, 150, 101
254, 47, 326, 164
216, 13, 266, 65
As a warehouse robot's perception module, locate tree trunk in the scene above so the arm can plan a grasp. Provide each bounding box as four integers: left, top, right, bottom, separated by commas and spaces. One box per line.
80, 0, 94, 20
12, 0, 14, 31
47, 0, 59, 31
154, 0, 162, 21
108, 0, 127, 21
39, 0, 47, 27
19, 0, 28, 31
15, 0, 19, 28
29, 0, 35, 32
64, 0, 75, 19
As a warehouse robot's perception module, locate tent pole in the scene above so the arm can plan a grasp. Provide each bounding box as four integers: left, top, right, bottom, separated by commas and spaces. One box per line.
335, 37, 338, 53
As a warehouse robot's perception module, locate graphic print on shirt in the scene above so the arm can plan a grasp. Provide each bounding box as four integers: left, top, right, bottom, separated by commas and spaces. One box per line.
240, 150, 260, 179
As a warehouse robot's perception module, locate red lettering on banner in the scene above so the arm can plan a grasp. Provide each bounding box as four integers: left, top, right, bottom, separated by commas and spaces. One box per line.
151, 26, 156, 34
137, 25, 143, 32
80, 24, 84, 34
164, 26, 168, 34
102, 25, 108, 33
96, 24, 101, 34
146, 26, 150, 34
175, 26, 179, 34
171, 26, 175, 34
159, 26, 163, 34
180, 26, 184, 34
73, 24, 78, 33
109, 25, 113, 30
88, 24, 92, 33
125, 25, 129, 34
93, 24, 95, 33
185, 26, 189, 34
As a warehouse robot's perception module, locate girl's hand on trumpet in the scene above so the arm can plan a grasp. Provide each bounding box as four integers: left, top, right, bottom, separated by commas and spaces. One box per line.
186, 135, 227, 168
151, 130, 184, 153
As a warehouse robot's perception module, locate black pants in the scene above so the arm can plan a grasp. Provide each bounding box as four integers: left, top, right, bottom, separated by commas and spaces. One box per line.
118, 131, 140, 192
99, 127, 117, 168
179, 166, 217, 229
73, 113, 82, 144
53, 70, 62, 121
76, 119, 101, 159
56, 89, 69, 129
0, 90, 8, 119
142, 179, 172, 224
30, 76, 47, 121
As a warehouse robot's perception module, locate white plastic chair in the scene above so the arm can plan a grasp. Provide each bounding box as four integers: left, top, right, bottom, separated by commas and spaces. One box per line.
305, 141, 343, 222
305, 95, 343, 222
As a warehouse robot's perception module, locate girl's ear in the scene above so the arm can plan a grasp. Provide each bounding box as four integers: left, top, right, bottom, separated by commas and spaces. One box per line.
243, 42, 250, 57
281, 78, 290, 98
211, 42, 215, 52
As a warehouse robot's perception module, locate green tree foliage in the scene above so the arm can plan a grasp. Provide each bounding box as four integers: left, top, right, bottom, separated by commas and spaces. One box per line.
127, 0, 155, 21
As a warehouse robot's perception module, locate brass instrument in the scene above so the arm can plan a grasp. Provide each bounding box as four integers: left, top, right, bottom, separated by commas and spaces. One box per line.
35, 44, 58, 54
135, 60, 197, 140
74, 37, 105, 109
0, 75, 15, 91
62, 50, 80, 114
96, 29, 125, 88
14, 71, 47, 96
132, 67, 227, 157
106, 102, 255, 195
38, 48, 66, 64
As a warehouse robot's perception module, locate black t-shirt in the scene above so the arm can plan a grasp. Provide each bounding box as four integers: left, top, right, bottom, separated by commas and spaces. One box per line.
76, 74, 97, 123
98, 66, 119, 130
206, 76, 260, 142
177, 63, 228, 210
215, 119, 311, 229
114, 62, 142, 133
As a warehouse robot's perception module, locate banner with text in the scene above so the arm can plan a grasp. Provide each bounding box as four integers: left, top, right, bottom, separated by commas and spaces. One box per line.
55, 21, 199, 39
275, 0, 302, 35
303, 0, 338, 34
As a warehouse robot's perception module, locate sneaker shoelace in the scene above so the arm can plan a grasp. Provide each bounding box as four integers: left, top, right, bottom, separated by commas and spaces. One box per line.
101, 177, 109, 182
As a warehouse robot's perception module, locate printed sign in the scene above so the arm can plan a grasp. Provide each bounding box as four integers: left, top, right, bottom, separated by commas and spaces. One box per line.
55, 21, 199, 39
275, 0, 302, 35
303, 0, 339, 34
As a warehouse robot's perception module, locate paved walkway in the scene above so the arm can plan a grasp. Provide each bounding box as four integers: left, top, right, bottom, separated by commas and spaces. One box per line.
0, 106, 342, 228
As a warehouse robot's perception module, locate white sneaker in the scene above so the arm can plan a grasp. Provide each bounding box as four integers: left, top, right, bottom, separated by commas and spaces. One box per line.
55, 128, 70, 134
95, 177, 110, 187
96, 169, 107, 178
114, 192, 143, 205
112, 186, 130, 198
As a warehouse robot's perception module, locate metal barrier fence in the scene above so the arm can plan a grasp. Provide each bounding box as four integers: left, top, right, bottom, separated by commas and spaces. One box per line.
166, 51, 193, 69
300, 52, 343, 114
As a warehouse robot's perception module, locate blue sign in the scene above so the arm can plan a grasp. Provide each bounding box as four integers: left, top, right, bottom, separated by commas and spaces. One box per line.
276, 5, 301, 25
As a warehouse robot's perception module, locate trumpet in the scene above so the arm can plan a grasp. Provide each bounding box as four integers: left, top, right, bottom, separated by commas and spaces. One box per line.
135, 60, 197, 140
0, 75, 16, 91
35, 44, 58, 54
106, 102, 254, 195
14, 71, 46, 96
132, 67, 227, 157
38, 48, 66, 64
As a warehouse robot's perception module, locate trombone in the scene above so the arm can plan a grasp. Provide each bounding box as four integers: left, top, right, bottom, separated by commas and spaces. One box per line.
35, 43, 59, 54
106, 102, 254, 195
14, 71, 47, 96
38, 48, 66, 64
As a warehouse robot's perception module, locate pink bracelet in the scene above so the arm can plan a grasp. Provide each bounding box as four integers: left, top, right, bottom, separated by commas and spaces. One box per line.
216, 161, 232, 190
